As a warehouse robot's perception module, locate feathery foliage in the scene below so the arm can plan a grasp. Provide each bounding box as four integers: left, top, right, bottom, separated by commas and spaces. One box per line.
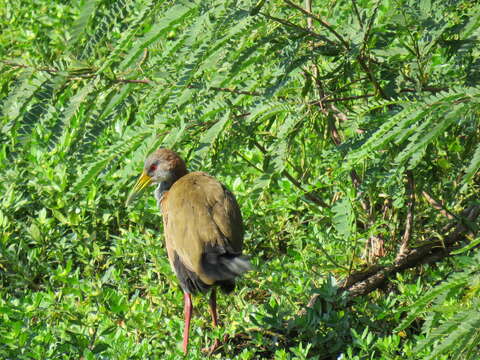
1, 0, 480, 358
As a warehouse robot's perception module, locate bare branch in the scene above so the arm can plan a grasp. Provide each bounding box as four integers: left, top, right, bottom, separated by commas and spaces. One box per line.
396, 170, 415, 263
422, 191, 455, 220
362, 1, 380, 51
283, 0, 350, 49
311, 94, 375, 104
304, 205, 480, 311
1, 60, 261, 96
357, 56, 387, 98
305, 0, 313, 30
351, 0, 363, 28
116, 78, 152, 84
260, 12, 336, 46
252, 139, 328, 208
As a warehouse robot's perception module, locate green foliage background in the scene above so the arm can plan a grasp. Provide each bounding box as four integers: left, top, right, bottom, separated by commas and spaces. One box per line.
1, 0, 480, 359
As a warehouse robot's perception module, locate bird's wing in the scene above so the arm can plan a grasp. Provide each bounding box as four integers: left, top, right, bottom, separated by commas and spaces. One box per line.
163, 172, 244, 283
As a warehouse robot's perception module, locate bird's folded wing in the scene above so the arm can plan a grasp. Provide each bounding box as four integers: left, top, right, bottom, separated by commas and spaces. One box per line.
164, 172, 244, 282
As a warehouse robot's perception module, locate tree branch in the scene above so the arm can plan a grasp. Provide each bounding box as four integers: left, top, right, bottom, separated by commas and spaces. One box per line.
283, 0, 350, 49
260, 12, 336, 46
304, 204, 480, 311
357, 55, 387, 98
311, 94, 376, 104
351, 0, 363, 29
1, 60, 262, 96
422, 190, 455, 220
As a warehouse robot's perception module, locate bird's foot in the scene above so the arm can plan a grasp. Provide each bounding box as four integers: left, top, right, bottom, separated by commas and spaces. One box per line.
201, 338, 221, 355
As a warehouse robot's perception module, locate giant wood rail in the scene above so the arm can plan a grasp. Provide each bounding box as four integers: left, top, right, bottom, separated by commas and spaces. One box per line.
126, 148, 251, 354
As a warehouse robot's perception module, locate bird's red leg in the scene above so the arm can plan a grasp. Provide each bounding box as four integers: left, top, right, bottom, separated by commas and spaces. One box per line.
183, 292, 192, 354
209, 288, 218, 327
207, 288, 221, 353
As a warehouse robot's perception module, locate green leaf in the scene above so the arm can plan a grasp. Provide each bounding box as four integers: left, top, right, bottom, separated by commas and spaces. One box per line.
72, 126, 152, 192
119, 3, 196, 71
190, 111, 231, 169
69, 0, 99, 48
461, 143, 480, 193
332, 197, 354, 240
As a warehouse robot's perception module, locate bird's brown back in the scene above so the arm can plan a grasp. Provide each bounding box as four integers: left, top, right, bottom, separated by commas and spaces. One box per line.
161, 172, 244, 288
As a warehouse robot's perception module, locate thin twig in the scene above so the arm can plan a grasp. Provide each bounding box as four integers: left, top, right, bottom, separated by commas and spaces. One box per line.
116, 78, 152, 84
422, 191, 455, 220
2, 60, 62, 74
309, 87, 447, 105
311, 93, 375, 104
260, 12, 335, 46
305, 0, 313, 30
357, 55, 387, 98
304, 0, 320, 97
351, 0, 363, 28
209, 86, 261, 96
303, 205, 480, 312
361, 1, 380, 52
234, 150, 263, 173
396, 170, 415, 263
252, 139, 328, 208
283, 0, 350, 49
400, 86, 448, 93
356, 2, 387, 99
233, 112, 251, 119
1, 60, 262, 96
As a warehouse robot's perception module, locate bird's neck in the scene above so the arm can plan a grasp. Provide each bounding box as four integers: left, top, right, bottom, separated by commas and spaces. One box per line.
155, 180, 172, 208
154, 169, 188, 207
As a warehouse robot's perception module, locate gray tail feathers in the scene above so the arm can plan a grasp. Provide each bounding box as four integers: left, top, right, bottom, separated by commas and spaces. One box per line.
202, 253, 252, 282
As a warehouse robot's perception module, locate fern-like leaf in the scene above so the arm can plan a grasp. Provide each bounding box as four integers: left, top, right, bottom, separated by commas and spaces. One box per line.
69, 0, 99, 49
119, 3, 196, 71
461, 143, 480, 192
72, 126, 152, 192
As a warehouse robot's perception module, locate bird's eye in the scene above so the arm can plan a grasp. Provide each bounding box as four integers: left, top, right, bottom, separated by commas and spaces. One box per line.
149, 163, 157, 172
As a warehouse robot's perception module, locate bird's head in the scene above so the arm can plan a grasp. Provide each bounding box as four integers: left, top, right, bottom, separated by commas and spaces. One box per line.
126, 148, 187, 206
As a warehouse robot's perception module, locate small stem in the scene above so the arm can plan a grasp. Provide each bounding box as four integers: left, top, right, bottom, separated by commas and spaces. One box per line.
235, 150, 263, 173
1, 60, 261, 96
396, 170, 415, 262
260, 12, 335, 46
422, 191, 455, 220
351, 0, 363, 28
252, 139, 328, 208
311, 93, 375, 104
283, 0, 350, 49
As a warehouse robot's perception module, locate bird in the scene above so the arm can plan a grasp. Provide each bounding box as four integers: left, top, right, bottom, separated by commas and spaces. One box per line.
126, 148, 251, 354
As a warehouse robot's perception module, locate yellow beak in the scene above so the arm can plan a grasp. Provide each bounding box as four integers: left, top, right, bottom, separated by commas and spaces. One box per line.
126, 171, 152, 206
